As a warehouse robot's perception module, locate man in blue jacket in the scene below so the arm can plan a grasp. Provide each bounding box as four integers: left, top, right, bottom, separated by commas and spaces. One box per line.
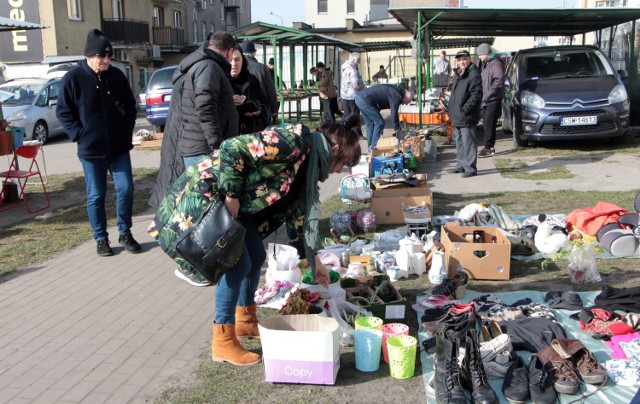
355, 84, 412, 151
57, 29, 140, 257
448, 50, 483, 178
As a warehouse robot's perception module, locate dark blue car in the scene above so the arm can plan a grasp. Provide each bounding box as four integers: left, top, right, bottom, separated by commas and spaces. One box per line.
145, 65, 177, 132
502, 45, 630, 147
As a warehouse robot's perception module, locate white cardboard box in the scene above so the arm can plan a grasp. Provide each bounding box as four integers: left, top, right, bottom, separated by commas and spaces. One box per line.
258, 315, 341, 385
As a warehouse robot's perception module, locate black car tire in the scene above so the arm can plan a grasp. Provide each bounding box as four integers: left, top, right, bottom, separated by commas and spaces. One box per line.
33, 120, 49, 144
512, 115, 528, 148
154, 125, 164, 133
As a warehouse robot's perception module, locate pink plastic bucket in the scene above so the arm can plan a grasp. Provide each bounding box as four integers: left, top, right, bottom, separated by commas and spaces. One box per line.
380, 323, 410, 363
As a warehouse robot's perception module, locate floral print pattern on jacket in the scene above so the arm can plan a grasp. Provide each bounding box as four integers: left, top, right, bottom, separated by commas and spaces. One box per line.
147, 123, 311, 271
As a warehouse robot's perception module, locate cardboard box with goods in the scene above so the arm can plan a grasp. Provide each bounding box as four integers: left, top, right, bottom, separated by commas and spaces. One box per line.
441, 224, 511, 281
341, 275, 407, 323
259, 315, 341, 385
372, 173, 428, 195
371, 145, 399, 157
371, 190, 432, 225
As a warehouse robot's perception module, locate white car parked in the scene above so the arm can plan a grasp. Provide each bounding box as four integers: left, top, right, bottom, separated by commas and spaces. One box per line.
0, 77, 64, 144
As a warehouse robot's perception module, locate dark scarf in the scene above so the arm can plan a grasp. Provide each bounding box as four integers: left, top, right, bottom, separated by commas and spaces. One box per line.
304, 131, 331, 276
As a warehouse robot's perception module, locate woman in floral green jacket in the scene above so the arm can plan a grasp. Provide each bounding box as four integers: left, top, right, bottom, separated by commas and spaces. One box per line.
148, 117, 362, 366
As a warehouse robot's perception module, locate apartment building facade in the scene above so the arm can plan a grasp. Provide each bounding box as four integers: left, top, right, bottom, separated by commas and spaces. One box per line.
0, 0, 251, 97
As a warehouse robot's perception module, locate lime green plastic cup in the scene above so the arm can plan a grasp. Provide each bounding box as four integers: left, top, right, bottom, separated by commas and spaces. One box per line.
387, 335, 417, 379
354, 316, 383, 330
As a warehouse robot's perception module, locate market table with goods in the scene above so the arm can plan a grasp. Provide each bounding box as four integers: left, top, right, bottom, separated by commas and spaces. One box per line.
250, 136, 640, 402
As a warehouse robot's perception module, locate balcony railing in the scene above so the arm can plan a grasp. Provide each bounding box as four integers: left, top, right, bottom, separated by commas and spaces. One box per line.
152, 26, 186, 47
102, 19, 150, 44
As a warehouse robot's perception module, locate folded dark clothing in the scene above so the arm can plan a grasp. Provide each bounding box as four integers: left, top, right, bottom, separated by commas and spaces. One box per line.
499, 317, 567, 353
544, 291, 583, 310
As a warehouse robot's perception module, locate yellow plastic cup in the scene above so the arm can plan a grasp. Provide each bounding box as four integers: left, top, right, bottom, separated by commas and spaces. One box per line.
387, 335, 417, 379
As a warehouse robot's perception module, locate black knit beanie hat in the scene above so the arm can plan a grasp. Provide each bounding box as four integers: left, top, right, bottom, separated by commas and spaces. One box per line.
84, 29, 113, 57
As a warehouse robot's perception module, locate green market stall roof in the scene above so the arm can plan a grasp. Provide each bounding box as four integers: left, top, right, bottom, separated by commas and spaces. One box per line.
230, 22, 364, 52
387, 6, 640, 37
0, 16, 47, 32
355, 37, 494, 53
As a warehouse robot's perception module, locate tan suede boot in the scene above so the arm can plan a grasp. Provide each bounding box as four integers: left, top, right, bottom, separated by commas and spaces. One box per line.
211, 323, 261, 366
235, 304, 260, 341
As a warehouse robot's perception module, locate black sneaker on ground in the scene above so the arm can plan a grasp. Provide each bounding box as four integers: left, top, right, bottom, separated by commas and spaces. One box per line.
448, 167, 464, 173
478, 148, 495, 158
461, 171, 477, 178
119, 233, 142, 253
97, 239, 113, 257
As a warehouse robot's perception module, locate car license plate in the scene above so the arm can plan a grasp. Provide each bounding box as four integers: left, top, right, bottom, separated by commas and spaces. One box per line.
560, 116, 597, 126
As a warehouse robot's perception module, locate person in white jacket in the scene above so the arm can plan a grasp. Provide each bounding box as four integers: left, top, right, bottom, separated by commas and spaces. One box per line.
340, 52, 364, 120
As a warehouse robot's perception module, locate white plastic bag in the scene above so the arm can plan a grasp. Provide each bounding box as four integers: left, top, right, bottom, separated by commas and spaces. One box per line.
266, 243, 301, 284
327, 298, 372, 347
566, 242, 601, 284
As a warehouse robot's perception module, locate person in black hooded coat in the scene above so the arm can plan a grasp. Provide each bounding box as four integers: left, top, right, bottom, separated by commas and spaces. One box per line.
229, 45, 269, 133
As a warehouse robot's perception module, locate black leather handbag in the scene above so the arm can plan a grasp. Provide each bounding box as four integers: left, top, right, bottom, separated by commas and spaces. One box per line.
173, 196, 246, 283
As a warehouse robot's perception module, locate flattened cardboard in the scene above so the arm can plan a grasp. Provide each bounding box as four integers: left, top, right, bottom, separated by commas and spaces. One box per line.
259, 315, 341, 385
370, 192, 433, 225
441, 224, 511, 280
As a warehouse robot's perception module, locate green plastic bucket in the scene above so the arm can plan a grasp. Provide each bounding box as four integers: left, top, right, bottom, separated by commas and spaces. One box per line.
354, 316, 383, 330
380, 323, 409, 364
387, 335, 417, 379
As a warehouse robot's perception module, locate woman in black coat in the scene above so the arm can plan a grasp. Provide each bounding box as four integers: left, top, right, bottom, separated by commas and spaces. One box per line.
229, 45, 269, 133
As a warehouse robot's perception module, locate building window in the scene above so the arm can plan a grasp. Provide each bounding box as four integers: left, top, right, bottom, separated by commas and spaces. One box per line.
224, 7, 239, 31
173, 11, 182, 28
318, 0, 328, 13
347, 0, 355, 14
112, 0, 124, 19
67, 0, 82, 20
193, 20, 198, 43
153, 7, 164, 26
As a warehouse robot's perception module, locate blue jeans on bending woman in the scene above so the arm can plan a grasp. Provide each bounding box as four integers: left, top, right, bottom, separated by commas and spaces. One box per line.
214, 219, 266, 324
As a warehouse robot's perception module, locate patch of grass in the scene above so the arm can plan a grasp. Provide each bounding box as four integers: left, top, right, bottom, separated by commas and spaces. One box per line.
0, 168, 158, 278
494, 158, 574, 180
509, 129, 640, 157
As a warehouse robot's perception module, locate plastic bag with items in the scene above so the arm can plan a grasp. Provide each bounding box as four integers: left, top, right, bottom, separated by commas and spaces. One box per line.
266, 243, 301, 284
566, 242, 601, 284
327, 298, 372, 347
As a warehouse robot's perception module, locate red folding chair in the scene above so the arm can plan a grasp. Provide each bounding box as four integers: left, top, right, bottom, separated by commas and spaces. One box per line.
0, 144, 51, 213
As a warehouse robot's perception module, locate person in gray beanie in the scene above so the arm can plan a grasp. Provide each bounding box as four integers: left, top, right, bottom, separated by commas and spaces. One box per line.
477, 43, 504, 158
57, 29, 141, 257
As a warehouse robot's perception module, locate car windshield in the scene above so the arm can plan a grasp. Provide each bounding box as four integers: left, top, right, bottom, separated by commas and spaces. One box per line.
521, 49, 614, 81
0, 80, 46, 105
148, 69, 174, 91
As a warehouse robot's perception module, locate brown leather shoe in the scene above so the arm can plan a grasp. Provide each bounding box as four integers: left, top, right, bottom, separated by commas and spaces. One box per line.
235, 304, 260, 341
551, 338, 607, 384
537, 345, 580, 394
211, 323, 261, 366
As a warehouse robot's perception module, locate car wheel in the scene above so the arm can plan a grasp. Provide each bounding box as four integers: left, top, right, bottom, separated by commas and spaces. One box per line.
33, 121, 49, 144
154, 125, 164, 133
512, 115, 528, 148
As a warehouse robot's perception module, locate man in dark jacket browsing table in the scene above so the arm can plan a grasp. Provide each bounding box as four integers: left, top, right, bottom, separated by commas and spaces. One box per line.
477, 43, 505, 158
355, 84, 412, 151
448, 50, 483, 178
57, 29, 141, 257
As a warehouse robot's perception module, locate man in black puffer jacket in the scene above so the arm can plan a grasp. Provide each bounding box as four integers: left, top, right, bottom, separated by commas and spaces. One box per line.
57, 29, 140, 257
448, 50, 483, 178
174, 31, 239, 167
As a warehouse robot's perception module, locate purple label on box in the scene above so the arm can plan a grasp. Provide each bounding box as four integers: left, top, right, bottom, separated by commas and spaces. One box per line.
264, 357, 338, 385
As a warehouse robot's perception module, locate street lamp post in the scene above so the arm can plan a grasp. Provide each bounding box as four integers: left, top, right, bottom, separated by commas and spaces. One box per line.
270, 11, 284, 26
